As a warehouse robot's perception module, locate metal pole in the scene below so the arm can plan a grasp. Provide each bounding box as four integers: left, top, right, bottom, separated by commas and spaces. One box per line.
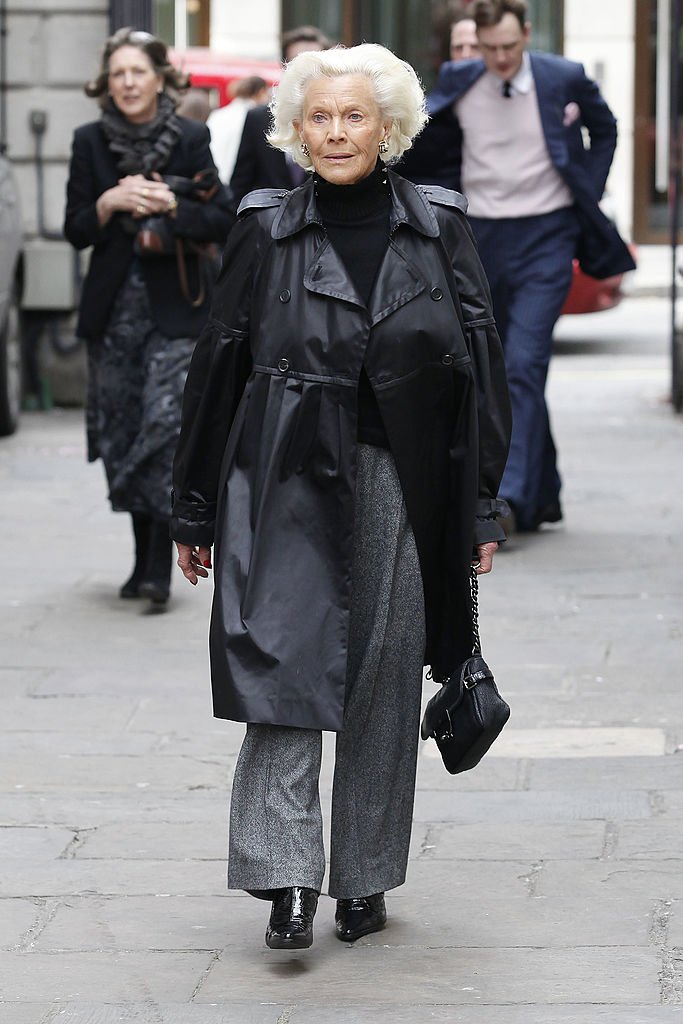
0, 0, 7, 153
671, 0, 682, 410
657, 0, 672, 192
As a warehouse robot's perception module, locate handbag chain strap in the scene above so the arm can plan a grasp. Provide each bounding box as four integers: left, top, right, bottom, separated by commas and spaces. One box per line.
470, 565, 482, 657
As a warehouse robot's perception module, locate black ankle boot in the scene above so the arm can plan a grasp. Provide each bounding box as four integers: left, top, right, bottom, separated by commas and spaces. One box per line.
335, 892, 387, 942
138, 521, 172, 605
266, 886, 318, 950
120, 513, 152, 599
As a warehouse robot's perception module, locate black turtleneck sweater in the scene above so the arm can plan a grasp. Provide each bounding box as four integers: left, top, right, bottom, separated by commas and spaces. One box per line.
315, 161, 392, 448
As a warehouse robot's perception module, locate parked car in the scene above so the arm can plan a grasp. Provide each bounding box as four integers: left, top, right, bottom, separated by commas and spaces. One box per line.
169, 48, 282, 109
560, 258, 633, 316
0, 151, 23, 436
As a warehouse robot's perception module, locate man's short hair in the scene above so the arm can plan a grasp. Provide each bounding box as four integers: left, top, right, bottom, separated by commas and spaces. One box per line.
472, 0, 528, 30
231, 76, 269, 100
281, 25, 331, 62
449, 0, 474, 25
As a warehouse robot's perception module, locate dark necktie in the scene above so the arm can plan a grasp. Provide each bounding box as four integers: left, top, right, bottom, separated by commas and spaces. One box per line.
502, 80, 512, 98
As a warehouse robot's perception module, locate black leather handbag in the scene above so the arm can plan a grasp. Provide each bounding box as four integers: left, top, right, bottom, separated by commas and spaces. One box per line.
420, 567, 510, 774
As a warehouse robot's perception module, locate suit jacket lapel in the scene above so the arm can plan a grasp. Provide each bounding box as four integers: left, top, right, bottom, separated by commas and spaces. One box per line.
428, 59, 487, 115
530, 52, 569, 171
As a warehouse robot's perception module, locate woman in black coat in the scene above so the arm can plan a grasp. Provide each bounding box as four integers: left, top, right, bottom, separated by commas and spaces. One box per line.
171, 44, 511, 949
64, 27, 234, 606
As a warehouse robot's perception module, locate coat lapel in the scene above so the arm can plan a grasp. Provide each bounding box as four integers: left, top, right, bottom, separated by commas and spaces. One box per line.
270, 183, 366, 307
303, 237, 366, 308
273, 173, 434, 317
301, 234, 428, 320
368, 241, 427, 326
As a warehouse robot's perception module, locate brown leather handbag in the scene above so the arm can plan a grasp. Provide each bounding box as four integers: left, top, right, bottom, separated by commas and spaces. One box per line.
134, 169, 220, 308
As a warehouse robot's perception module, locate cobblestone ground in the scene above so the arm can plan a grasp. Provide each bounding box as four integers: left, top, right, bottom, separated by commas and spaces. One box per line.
1, 296, 683, 1023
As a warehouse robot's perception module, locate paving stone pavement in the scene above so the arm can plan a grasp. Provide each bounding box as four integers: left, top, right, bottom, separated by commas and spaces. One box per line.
1, 296, 683, 1023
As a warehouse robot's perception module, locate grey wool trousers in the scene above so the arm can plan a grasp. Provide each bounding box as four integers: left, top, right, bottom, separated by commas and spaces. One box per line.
227, 444, 427, 899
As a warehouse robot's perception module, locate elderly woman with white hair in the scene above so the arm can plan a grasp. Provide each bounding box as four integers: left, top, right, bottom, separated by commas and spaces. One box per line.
171, 43, 511, 951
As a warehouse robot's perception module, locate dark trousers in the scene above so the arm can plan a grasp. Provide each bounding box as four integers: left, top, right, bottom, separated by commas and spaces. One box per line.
470, 207, 580, 529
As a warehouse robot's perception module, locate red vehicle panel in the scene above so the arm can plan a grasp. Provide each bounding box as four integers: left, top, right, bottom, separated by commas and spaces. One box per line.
561, 260, 624, 315
561, 246, 637, 316
170, 48, 282, 108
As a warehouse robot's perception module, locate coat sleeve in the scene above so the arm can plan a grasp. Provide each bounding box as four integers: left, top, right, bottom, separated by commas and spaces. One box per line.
229, 108, 262, 206
171, 122, 236, 244
170, 214, 261, 547
398, 108, 463, 190
572, 64, 618, 200
63, 127, 113, 250
441, 209, 512, 544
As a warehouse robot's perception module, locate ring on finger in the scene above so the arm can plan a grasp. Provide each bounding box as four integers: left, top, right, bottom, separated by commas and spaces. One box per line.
136, 202, 145, 213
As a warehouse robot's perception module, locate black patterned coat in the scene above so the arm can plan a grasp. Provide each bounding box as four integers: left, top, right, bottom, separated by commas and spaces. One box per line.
64, 117, 234, 342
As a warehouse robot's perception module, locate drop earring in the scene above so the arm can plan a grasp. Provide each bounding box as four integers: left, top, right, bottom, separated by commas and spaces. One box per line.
301, 141, 310, 157
378, 138, 389, 154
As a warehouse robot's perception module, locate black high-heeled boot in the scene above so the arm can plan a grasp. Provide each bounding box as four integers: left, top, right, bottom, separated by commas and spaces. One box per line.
265, 887, 319, 949
138, 520, 172, 605
119, 513, 152, 599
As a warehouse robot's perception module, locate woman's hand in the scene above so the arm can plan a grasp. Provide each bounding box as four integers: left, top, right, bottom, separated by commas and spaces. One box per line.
96, 174, 176, 225
474, 541, 498, 574
175, 543, 212, 586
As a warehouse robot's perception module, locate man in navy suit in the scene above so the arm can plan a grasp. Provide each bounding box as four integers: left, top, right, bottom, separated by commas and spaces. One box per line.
402, 0, 635, 533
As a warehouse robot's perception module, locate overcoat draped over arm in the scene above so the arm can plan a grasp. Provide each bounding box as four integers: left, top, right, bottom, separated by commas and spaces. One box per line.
171, 171, 511, 731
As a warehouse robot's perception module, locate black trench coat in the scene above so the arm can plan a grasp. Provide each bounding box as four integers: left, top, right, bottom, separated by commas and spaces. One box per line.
171, 171, 511, 731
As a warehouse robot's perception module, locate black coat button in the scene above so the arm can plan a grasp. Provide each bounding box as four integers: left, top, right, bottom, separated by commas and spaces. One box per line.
442, 353, 454, 366
430, 287, 444, 301
278, 358, 289, 372
279, 289, 291, 303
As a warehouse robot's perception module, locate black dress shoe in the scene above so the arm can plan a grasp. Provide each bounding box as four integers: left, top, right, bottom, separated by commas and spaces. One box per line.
265, 886, 318, 949
138, 579, 170, 605
120, 574, 143, 599
335, 892, 387, 942
509, 499, 563, 534
534, 499, 563, 527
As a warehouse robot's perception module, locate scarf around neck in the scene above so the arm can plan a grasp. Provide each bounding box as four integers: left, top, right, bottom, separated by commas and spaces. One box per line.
101, 91, 183, 176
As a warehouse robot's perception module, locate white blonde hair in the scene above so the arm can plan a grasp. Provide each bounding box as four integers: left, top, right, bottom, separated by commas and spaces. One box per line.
267, 43, 428, 168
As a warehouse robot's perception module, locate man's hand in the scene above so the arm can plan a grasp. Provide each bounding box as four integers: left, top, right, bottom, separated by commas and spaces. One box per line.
176, 543, 212, 586
474, 541, 498, 574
